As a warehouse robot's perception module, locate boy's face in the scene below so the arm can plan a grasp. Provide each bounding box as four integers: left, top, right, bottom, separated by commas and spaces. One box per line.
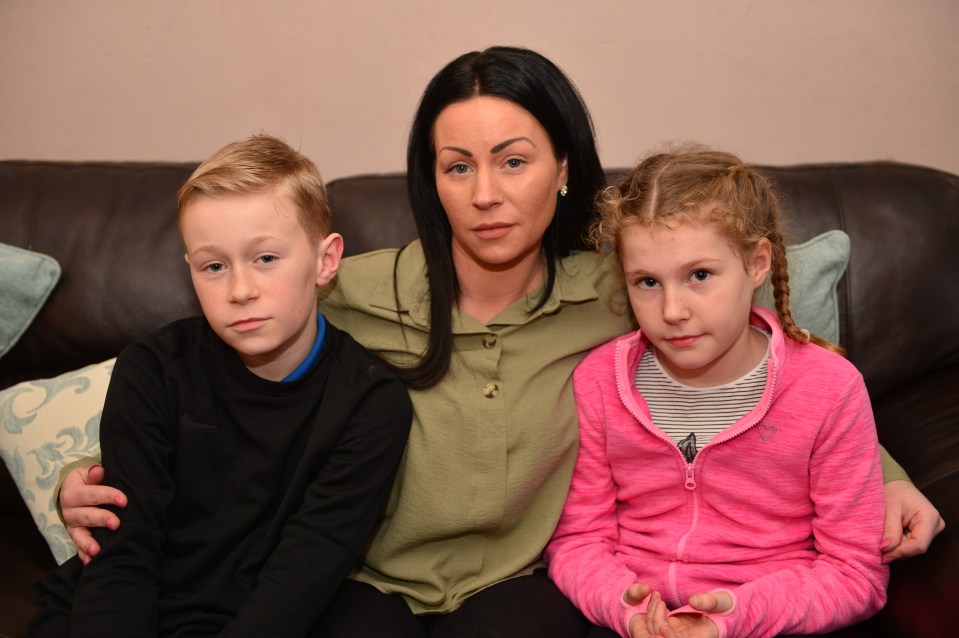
181, 187, 341, 381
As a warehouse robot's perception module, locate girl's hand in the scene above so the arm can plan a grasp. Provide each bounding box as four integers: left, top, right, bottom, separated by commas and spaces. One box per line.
60, 464, 127, 564
624, 583, 654, 637
686, 591, 734, 615
881, 479, 945, 562
631, 589, 732, 638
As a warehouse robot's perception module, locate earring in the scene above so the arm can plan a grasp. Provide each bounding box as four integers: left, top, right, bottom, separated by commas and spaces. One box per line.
559, 185, 568, 197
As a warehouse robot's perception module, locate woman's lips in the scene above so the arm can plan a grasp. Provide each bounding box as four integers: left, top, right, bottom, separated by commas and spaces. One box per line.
474, 223, 513, 239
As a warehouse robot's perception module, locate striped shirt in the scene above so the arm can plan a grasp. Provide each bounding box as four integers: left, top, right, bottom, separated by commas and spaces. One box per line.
635, 330, 770, 462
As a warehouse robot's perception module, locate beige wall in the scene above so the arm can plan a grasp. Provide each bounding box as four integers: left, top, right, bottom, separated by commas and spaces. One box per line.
2, 0, 957, 181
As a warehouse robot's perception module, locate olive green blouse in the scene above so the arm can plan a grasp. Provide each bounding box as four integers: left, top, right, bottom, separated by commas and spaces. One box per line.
318, 241, 635, 613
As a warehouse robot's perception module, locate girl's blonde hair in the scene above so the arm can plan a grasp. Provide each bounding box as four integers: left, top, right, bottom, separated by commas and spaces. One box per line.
594, 144, 843, 354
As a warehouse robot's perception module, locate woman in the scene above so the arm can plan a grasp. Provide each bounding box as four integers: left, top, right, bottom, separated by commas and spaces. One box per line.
311, 46, 633, 636
59, 47, 943, 638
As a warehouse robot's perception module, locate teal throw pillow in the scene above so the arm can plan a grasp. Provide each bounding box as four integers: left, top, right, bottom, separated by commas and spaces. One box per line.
755, 229, 850, 345
0, 243, 61, 358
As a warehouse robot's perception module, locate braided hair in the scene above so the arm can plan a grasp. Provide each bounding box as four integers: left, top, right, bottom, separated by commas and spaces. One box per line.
594, 144, 843, 355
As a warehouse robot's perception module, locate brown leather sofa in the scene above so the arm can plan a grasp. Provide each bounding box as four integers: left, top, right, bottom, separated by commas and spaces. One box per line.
1, 160, 957, 637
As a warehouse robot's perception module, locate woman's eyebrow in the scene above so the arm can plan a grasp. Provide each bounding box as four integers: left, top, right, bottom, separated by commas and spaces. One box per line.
437, 136, 536, 157
490, 136, 535, 153
437, 145, 471, 156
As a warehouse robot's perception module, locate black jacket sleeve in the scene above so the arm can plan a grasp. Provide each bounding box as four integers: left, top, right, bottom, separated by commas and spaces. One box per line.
71, 344, 176, 637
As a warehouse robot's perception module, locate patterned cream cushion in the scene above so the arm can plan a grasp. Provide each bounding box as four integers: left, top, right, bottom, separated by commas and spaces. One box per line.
0, 359, 113, 564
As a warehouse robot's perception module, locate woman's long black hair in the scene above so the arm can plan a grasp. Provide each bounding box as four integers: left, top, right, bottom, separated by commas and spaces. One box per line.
391, 46, 606, 389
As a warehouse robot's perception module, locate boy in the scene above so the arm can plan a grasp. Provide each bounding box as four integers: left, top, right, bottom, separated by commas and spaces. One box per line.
31, 135, 412, 637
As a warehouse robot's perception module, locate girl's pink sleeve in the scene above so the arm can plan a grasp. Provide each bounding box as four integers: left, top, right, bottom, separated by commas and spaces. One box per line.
715, 372, 889, 637
545, 365, 638, 637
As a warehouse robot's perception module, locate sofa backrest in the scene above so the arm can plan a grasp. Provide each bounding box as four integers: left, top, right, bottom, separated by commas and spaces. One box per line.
2, 160, 958, 404
764, 163, 958, 399
1, 162, 200, 387
321, 163, 959, 402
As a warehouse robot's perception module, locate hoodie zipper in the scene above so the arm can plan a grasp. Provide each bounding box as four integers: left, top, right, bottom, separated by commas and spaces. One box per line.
620, 336, 782, 454
613, 332, 781, 601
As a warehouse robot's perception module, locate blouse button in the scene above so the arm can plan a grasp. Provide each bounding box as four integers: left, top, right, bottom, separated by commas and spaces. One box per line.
482, 333, 498, 349
482, 383, 499, 398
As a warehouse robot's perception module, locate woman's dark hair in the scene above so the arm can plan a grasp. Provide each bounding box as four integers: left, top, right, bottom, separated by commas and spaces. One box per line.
391, 45, 605, 389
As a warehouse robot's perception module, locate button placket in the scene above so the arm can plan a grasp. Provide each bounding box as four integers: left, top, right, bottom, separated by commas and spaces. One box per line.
480, 332, 500, 397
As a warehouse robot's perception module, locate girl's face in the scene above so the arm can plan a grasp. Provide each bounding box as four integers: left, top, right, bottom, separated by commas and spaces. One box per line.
620, 219, 771, 387
432, 96, 568, 277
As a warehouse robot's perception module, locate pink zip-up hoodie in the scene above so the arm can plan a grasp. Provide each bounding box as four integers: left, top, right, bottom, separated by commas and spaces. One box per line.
545, 307, 888, 638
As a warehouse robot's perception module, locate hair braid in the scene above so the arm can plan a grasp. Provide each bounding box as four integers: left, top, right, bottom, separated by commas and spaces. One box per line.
769, 228, 801, 339
769, 224, 846, 355
600, 144, 846, 355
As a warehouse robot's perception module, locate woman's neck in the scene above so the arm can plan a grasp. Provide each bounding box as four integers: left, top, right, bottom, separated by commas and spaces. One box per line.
453, 249, 546, 326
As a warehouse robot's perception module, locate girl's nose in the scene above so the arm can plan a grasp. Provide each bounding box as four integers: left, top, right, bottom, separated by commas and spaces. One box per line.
662, 287, 690, 323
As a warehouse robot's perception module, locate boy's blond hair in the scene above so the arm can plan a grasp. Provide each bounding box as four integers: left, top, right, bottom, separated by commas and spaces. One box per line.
177, 134, 330, 242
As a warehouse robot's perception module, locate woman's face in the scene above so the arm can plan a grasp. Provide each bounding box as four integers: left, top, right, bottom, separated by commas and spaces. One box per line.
433, 96, 568, 275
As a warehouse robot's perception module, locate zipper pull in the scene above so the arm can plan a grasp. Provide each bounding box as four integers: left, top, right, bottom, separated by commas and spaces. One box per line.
684, 465, 696, 490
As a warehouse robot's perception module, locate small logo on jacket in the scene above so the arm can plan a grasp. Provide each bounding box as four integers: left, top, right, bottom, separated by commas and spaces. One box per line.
759, 423, 777, 441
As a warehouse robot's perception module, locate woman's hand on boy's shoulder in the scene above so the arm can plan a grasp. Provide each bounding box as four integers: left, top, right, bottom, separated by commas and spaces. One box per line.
60, 464, 128, 564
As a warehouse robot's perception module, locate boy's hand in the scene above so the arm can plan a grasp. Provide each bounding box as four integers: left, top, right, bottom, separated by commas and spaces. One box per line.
60, 464, 127, 564
881, 479, 945, 562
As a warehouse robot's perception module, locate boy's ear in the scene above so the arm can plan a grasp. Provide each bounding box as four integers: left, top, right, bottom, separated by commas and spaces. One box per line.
315, 233, 344, 287
749, 238, 772, 289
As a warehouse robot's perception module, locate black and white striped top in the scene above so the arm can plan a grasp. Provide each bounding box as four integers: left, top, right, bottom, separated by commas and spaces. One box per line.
634, 331, 770, 463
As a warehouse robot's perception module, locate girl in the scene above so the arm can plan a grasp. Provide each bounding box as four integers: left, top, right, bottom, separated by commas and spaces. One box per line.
545, 147, 888, 638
